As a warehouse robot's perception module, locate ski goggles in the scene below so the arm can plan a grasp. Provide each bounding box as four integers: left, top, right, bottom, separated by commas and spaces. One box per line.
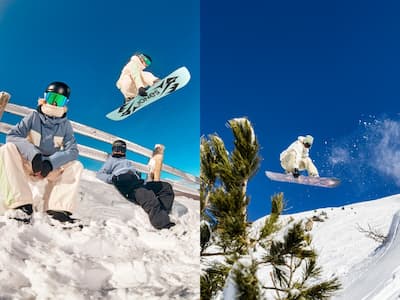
112, 143, 127, 154
44, 92, 69, 107
139, 54, 151, 67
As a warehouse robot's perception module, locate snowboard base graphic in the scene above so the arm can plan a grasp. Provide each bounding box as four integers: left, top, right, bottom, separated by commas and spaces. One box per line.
106, 66, 191, 121
265, 171, 340, 188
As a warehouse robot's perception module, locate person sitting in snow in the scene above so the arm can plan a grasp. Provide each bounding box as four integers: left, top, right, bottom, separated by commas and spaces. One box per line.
96, 140, 175, 230
0, 81, 83, 224
280, 135, 319, 178
116, 52, 159, 103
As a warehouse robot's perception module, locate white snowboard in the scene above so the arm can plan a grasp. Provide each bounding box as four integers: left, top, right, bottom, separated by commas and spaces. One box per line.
265, 171, 340, 188
106, 66, 191, 121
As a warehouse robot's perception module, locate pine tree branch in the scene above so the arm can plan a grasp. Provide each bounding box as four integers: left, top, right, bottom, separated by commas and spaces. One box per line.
262, 286, 287, 292
201, 252, 233, 257
288, 254, 294, 287
269, 271, 283, 300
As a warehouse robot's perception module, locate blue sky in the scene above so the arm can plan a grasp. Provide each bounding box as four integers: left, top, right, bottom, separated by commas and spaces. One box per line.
0, 0, 199, 177
201, 1, 400, 220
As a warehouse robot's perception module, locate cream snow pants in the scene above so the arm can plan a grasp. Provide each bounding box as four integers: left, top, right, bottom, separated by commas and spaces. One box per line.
116, 71, 157, 100
0, 143, 83, 213
280, 150, 319, 176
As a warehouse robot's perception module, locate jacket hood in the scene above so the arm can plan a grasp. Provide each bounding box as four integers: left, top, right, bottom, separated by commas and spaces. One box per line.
131, 55, 146, 71
37, 105, 68, 125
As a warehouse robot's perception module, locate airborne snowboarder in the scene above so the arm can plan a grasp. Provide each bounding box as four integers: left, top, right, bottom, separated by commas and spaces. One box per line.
280, 135, 319, 178
116, 52, 160, 103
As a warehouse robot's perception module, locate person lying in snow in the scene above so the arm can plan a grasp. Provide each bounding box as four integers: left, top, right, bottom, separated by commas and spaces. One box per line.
96, 139, 175, 229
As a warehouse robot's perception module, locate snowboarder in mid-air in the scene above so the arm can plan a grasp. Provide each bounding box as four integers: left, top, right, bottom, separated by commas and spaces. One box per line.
280, 135, 319, 178
116, 52, 159, 103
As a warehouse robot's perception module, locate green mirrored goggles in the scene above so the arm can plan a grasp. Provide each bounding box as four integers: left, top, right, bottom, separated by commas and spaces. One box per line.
139, 54, 151, 67
45, 92, 68, 107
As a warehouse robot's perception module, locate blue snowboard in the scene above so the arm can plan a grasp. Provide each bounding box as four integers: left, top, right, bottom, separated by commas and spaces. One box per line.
106, 66, 191, 121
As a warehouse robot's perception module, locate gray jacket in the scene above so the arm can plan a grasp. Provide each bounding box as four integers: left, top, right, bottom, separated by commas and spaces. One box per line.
6, 108, 79, 169
96, 156, 139, 184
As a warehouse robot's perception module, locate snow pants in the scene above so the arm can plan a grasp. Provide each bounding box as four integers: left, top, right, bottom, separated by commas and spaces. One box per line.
280, 149, 319, 176
0, 143, 83, 213
113, 172, 174, 229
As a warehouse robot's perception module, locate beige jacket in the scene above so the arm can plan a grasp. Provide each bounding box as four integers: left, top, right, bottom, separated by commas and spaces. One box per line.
116, 55, 158, 99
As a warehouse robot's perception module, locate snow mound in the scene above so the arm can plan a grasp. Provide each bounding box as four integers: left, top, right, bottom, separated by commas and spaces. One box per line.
0, 169, 199, 299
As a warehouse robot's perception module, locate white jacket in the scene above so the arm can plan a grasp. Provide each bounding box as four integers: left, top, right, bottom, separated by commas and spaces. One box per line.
280, 136, 310, 167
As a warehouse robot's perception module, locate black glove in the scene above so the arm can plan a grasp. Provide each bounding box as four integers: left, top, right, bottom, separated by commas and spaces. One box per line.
32, 153, 43, 173
292, 168, 300, 178
112, 175, 118, 184
138, 87, 148, 97
41, 160, 53, 178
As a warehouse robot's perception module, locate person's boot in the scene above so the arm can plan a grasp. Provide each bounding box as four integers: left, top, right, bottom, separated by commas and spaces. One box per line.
47, 210, 80, 226
6, 204, 33, 224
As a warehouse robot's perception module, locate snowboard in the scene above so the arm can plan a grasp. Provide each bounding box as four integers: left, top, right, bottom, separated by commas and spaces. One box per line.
265, 171, 340, 188
106, 66, 191, 121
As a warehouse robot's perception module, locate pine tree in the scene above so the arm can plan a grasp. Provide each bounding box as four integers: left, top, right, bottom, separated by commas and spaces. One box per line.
261, 221, 341, 299
200, 117, 341, 300
201, 118, 261, 300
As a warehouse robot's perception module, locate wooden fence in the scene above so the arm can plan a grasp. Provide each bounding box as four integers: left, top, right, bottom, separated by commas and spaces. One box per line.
0, 91, 199, 200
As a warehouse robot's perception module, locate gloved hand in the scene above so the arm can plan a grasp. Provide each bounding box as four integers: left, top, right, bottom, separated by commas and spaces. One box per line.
32, 153, 43, 173
292, 168, 300, 178
138, 87, 148, 97
112, 175, 118, 184
40, 160, 53, 178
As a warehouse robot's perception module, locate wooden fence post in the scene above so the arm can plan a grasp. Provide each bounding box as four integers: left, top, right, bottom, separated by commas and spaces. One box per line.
147, 144, 165, 181
0, 92, 10, 121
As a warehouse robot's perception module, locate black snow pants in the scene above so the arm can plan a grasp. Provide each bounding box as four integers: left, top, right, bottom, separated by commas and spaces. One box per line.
112, 172, 174, 229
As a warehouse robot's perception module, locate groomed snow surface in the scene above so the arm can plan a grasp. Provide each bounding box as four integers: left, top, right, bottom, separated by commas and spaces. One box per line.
0, 169, 199, 300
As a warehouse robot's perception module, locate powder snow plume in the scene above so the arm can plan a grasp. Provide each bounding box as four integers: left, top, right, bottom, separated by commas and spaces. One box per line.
323, 115, 400, 195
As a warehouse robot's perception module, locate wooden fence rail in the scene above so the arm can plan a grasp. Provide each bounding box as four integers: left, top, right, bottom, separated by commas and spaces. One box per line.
0, 91, 199, 199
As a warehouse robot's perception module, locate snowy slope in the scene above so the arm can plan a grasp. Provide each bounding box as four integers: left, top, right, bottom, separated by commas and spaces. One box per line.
250, 194, 400, 300
0, 169, 199, 300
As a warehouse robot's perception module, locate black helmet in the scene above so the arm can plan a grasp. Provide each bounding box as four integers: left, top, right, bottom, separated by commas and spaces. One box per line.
45, 82, 71, 98
112, 139, 127, 156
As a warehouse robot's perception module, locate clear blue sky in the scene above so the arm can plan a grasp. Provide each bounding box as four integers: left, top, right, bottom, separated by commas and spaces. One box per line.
0, 0, 199, 177
201, 1, 400, 220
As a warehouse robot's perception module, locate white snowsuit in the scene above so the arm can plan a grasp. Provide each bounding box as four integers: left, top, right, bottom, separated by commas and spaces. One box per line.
0, 105, 83, 213
280, 136, 319, 177
116, 55, 159, 100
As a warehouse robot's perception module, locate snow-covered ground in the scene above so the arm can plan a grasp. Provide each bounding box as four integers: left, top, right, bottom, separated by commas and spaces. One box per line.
250, 194, 400, 299
0, 169, 199, 300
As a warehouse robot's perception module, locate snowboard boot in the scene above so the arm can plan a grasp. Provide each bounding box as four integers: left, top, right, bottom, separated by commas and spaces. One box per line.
6, 204, 33, 224
292, 168, 300, 178
47, 210, 77, 223
47, 210, 84, 229
163, 222, 176, 229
